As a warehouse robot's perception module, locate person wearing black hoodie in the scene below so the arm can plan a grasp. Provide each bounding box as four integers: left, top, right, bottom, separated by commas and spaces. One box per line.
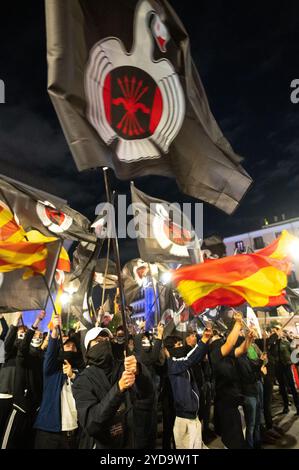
209, 311, 253, 449
0, 312, 24, 444
132, 323, 164, 448
73, 326, 154, 449
1, 311, 45, 449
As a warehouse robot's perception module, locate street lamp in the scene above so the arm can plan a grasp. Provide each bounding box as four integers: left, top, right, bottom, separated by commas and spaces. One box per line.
60, 292, 72, 332
288, 240, 299, 262
160, 272, 172, 285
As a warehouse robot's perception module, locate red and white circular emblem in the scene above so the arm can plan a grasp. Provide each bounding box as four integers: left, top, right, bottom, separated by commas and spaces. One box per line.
36, 201, 73, 234
85, 0, 185, 163
152, 204, 193, 258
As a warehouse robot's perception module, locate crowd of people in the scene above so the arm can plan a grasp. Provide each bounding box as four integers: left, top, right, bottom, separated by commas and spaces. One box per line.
0, 305, 298, 450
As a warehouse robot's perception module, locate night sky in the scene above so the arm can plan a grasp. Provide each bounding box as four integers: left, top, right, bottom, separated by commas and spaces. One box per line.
0, 0, 299, 262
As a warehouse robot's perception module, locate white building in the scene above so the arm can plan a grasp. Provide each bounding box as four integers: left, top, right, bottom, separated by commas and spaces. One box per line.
223, 215, 299, 295
223, 216, 299, 257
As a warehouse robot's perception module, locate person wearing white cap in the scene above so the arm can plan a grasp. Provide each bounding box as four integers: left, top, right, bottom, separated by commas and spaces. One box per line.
73, 326, 154, 449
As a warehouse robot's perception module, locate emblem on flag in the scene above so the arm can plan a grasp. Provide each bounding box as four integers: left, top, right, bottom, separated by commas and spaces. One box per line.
85, 0, 185, 162
36, 201, 73, 234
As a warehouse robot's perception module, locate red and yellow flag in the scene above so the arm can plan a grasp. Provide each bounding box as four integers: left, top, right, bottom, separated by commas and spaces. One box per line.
0, 203, 26, 242
0, 206, 71, 279
172, 230, 296, 312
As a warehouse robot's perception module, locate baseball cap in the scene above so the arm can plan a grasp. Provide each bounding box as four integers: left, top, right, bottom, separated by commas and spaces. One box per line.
84, 327, 113, 350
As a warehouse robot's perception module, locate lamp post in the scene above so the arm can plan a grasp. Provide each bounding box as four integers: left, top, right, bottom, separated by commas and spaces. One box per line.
60, 292, 72, 332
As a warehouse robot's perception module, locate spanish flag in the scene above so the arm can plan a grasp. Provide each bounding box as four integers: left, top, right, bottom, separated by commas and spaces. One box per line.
172, 230, 296, 312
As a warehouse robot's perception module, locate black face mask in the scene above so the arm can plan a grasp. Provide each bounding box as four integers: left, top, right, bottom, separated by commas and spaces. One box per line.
170, 346, 188, 359
85, 341, 113, 375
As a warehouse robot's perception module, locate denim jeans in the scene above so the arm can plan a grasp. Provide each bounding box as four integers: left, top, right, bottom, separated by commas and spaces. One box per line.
243, 395, 261, 448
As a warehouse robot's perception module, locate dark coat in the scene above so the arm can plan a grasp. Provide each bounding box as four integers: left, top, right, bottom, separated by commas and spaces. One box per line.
73, 360, 154, 449
167, 341, 209, 419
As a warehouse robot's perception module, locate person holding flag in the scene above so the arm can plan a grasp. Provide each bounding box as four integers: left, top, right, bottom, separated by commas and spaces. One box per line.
34, 314, 84, 449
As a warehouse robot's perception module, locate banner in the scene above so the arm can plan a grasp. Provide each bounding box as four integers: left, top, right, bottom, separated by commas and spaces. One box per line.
131, 184, 198, 263
45, 0, 252, 214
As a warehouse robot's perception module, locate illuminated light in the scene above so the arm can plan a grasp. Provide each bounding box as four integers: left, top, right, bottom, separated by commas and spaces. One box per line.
60, 292, 72, 306
287, 240, 299, 262
160, 272, 172, 285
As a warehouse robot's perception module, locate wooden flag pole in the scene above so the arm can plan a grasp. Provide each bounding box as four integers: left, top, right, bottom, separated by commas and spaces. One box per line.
102, 168, 129, 349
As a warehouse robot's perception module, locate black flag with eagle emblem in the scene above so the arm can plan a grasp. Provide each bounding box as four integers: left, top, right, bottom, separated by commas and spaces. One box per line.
131, 183, 198, 263
45, 0, 252, 215
0, 175, 96, 244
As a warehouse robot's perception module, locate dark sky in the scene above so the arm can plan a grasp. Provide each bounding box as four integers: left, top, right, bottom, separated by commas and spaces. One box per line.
0, 0, 299, 262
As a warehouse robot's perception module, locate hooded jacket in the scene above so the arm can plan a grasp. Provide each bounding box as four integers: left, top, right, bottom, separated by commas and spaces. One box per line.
167, 341, 209, 420
72, 358, 154, 449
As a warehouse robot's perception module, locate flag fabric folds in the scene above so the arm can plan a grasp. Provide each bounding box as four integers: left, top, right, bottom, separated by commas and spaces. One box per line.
172, 230, 295, 312
131, 184, 198, 263
0, 175, 96, 243
0, 203, 26, 242
45, 0, 252, 214
0, 195, 71, 313
0, 207, 61, 279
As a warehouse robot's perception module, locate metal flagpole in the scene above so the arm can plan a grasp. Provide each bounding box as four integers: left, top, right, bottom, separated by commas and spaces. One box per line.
41, 275, 64, 351
148, 263, 159, 327
102, 168, 129, 348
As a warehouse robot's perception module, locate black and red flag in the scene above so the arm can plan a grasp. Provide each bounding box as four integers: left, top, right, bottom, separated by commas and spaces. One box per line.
131, 183, 198, 263
45, 0, 252, 214
0, 175, 96, 312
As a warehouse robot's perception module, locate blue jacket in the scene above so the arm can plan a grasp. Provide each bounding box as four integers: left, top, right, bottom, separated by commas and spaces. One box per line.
34, 336, 64, 432
167, 341, 209, 420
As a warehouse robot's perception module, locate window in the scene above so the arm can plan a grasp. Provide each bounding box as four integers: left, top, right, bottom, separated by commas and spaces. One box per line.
235, 241, 245, 253
253, 236, 265, 250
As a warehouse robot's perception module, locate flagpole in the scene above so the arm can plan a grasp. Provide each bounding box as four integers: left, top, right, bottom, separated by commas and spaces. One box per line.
41, 275, 64, 351
148, 263, 159, 327
102, 168, 129, 348
41, 240, 66, 351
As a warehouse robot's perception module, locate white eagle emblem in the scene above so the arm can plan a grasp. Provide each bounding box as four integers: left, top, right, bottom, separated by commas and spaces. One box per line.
85, 0, 185, 163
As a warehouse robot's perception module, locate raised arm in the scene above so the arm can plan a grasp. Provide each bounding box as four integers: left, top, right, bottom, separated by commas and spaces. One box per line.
0, 314, 9, 341
234, 329, 255, 358
220, 311, 243, 357
167, 329, 212, 375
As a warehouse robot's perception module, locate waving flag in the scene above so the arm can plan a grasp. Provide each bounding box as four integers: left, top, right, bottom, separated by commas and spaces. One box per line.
45, 0, 252, 214
131, 184, 198, 263
0, 204, 71, 313
0, 203, 26, 242
172, 231, 295, 312
0, 175, 96, 243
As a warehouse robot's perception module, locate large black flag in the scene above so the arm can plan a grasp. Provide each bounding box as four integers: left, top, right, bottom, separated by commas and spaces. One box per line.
131, 183, 199, 263
0, 175, 96, 243
65, 241, 103, 326
45, 0, 252, 214
0, 175, 96, 312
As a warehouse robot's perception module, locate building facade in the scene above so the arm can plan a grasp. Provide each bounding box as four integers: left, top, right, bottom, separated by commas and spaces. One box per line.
223, 216, 299, 291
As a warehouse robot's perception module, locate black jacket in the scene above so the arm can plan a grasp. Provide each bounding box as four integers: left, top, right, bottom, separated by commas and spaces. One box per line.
0, 325, 18, 395
73, 360, 154, 449
167, 341, 209, 419
236, 355, 262, 397
13, 328, 44, 413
